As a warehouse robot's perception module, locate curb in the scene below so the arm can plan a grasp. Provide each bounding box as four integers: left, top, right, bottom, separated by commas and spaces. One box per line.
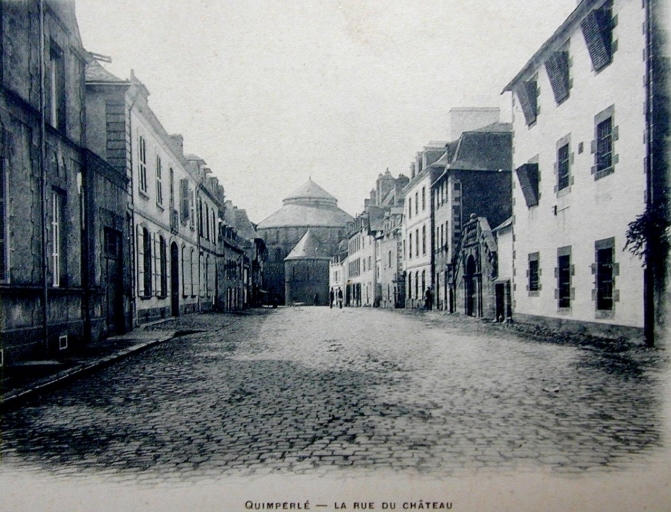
0, 332, 177, 411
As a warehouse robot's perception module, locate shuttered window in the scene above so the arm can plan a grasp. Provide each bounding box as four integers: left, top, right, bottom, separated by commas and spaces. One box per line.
142, 228, 152, 296
155, 155, 163, 206
557, 252, 572, 309
515, 163, 540, 207
179, 179, 190, 223
528, 252, 540, 293
159, 236, 167, 297
514, 78, 538, 126
545, 50, 570, 104
581, 2, 614, 72
138, 136, 147, 194
596, 246, 614, 311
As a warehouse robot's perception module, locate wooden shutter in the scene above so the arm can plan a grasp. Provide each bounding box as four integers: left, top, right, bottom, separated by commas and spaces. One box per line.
545, 51, 569, 103
513, 80, 537, 125
581, 9, 612, 71
180, 179, 189, 223
152, 232, 159, 296
515, 163, 540, 207
137, 226, 144, 296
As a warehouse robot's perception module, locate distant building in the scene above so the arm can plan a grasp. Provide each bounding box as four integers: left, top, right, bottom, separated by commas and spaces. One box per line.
402, 143, 445, 308
502, 0, 669, 343
257, 178, 352, 304
284, 229, 331, 305
431, 122, 513, 312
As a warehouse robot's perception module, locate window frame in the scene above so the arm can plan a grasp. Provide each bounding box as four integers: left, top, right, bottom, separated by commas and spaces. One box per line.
138, 135, 148, 195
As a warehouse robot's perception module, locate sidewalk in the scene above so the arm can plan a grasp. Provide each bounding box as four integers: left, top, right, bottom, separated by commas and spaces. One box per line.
0, 326, 178, 410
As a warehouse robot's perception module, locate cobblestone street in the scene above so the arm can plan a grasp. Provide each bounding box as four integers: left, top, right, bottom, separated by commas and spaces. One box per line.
0, 307, 667, 483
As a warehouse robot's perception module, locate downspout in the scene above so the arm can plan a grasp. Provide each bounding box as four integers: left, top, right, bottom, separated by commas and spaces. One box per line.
643, 0, 655, 346
127, 88, 140, 328
39, 0, 48, 350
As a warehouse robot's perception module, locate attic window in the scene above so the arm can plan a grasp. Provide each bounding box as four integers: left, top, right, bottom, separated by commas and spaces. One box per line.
581, 0, 615, 72
515, 163, 540, 207
545, 50, 570, 104
513, 77, 538, 126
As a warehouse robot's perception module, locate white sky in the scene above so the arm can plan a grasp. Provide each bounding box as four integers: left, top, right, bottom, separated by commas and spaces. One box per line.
76, 0, 576, 223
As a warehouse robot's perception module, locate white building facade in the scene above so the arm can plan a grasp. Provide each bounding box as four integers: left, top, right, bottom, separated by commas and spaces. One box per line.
504, 0, 653, 339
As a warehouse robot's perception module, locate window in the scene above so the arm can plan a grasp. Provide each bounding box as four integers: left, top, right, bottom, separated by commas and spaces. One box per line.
408, 233, 412, 259
421, 187, 426, 211
596, 117, 612, 172
198, 198, 203, 236
421, 270, 426, 295
415, 270, 419, 298
169, 168, 175, 207
0, 160, 8, 282
138, 136, 148, 194
594, 238, 616, 312
581, 0, 615, 72
415, 192, 419, 214
422, 225, 426, 255
137, 227, 152, 297
155, 156, 163, 206
190, 190, 195, 229
557, 143, 570, 191
48, 42, 66, 131
51, 190, 64, 286
159, 236, 167, 297
515, 163, 540, 207
528, 252, 540, 293
408, 197, 412, 219
545, 49, 570, 104
514, 75, 538, 125
557, 248, 572, 309
408, 273, 412, 299
190, 247, 196, 296
388, 250, 392, 268
415, 228, 419, 257
179, 178, 190, 224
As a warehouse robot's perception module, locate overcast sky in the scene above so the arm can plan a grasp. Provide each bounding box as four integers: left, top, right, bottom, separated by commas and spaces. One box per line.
76, 0, 576, 223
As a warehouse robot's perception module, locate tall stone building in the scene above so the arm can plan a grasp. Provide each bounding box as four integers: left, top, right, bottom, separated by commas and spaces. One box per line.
257, 178, 352, 304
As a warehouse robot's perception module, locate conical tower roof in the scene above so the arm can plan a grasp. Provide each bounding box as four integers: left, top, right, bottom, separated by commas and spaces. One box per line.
285, 229, 330, 260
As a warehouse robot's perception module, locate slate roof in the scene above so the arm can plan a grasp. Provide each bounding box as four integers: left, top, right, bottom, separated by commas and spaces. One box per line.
258, 178, 353, 229
447, 129, 512, 172
85, 59, 126, 84
285, 229, 330, 260
284, 178, 337, 204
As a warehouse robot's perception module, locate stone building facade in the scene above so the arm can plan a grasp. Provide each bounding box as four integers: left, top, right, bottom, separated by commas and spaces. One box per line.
503, 0, 669, 343
257, 178, 352, 304
86, 63, 224, 326
0, 0, 97, 363
284, 229, 331, 306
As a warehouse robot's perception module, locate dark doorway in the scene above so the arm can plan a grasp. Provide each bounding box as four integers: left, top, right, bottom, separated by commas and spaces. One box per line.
465, 255, 477, 317
171, 242, 179, 316
103, 228, 124, 334
495, 283, 505, 321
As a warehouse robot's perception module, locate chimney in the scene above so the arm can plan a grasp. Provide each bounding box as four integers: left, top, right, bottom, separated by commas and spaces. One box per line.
170, 134, 184, 157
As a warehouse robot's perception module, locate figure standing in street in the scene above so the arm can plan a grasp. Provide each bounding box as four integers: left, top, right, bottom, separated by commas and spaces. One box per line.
337, 288, 343, 309
329, 288, 334, 309
313, 292, 319, 306
425, 286, 433, 311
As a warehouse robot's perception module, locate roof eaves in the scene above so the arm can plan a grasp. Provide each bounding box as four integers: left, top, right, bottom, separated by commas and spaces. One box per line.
501, 0, 597, 93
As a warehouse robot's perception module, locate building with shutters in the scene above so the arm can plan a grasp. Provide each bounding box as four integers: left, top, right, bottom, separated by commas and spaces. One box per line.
86, 64, 224, 325
503, 0, 669, 343
257, 178, 352, 305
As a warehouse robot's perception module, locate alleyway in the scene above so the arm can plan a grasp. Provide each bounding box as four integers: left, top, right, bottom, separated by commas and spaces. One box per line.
0, 307, 666, 482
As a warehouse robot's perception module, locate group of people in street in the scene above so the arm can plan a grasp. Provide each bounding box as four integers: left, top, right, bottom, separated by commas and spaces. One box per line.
329, 288, 344, 309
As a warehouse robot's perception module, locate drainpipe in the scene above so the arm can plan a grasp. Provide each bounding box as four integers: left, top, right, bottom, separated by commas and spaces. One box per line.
643, 0, 655, 347
127, 87, 140, 328
39, 0, 49, 351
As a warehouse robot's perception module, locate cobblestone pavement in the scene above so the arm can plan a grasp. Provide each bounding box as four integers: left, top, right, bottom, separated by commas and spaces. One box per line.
0, 307, 667, 483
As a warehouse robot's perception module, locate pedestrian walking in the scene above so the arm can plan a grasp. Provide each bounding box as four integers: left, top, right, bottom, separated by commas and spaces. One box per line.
329, 288, 334, 309
337, 288, 343, 309
313, 292, 319, 306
